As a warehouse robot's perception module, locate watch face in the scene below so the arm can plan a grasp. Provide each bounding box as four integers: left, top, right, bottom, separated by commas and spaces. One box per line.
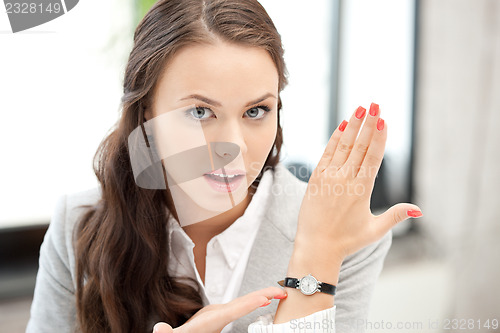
299, 275, 318, 295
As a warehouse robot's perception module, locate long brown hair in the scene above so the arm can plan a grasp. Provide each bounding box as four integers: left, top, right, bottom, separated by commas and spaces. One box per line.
74, 0, 288, 332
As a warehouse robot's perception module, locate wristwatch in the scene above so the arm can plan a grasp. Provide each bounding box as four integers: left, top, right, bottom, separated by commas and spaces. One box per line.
277, 274, 336, 296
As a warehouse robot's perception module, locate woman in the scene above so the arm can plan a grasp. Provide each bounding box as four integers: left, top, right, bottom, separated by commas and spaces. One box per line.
27, 0, 422, 332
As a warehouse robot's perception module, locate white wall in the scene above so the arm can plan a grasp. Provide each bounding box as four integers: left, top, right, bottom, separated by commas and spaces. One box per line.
338, 0, 415, 205
258, 0, 334, 169
0, 0, 134, 228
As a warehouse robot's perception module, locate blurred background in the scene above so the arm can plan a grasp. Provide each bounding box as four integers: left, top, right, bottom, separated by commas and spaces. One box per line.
0, 0, 499, 331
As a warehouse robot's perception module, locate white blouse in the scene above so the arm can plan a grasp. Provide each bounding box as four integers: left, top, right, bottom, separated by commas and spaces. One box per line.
166, 168, 336, 332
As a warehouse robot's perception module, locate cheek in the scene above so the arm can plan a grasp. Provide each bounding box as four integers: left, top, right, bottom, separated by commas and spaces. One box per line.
249, 118, 278, 159
243, 117, 278, 182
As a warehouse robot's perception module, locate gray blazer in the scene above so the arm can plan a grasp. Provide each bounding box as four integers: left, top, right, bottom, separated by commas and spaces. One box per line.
27, 162, 392, 333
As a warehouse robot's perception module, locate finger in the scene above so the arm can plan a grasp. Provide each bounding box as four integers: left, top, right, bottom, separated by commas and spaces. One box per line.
220, 287, 287, 323
315, 121, 346, 173
179, 287, 286, 333
153, 322, 174, 333
328, 106, 367, 170
356, 117, 387, 184
342, 103, 381, 177
241, 286, 288, 301
373, 203, 423, 236
180, 295, 268, 333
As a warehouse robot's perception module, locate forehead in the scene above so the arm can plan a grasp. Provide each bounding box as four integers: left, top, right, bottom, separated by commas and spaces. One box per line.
153, 40, 279, 106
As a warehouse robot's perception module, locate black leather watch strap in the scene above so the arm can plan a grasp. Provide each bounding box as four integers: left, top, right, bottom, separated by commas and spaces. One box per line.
277, 276, 336, 296
283, 277, 299, 288
318, 282, 336, 295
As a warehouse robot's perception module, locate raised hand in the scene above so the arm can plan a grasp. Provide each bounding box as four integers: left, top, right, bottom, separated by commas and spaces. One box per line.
152, 287, 287, 333
294, 103, 422, 261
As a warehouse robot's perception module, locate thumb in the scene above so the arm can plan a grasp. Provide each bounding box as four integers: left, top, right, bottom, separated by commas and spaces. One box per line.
374, 203, 423, 234
153, 322, 174, 333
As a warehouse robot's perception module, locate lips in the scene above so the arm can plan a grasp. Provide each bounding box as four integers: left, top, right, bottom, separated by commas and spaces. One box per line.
203, 169, 245, 193
204, 168, 246, 176
203, 168, 246, 187
204, 173, 244, 182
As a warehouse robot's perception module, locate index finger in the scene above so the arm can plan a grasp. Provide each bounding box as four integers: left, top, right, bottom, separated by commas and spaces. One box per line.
315, 121, 346, 174
178, 287, 286, 333
242, 286, 288, 299
224, 286, 287, 322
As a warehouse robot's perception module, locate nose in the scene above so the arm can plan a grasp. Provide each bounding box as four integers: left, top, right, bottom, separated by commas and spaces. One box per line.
212, 120, 248, 159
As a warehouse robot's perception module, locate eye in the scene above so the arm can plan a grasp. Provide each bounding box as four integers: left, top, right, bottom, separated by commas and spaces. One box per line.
185, 106, 214, 121
245, 105, 271, 119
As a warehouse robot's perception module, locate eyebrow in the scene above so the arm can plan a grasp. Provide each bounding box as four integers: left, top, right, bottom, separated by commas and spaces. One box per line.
180, 93, 277, 108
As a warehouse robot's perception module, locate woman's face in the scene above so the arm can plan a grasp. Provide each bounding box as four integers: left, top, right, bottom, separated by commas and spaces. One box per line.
145, 40, 279, 225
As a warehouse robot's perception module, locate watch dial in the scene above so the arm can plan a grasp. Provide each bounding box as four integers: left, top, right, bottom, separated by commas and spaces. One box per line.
300, 275, 317, 295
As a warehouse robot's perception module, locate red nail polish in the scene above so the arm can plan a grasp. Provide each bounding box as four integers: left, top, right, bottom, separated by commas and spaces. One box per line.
407, 209, 423, 218
355, 106, 366, 119
274, 294, 288, 300
377, 118, 384, 131
339, 120, 348, 132
260, 299, 272, 307
369, 103, 379, 116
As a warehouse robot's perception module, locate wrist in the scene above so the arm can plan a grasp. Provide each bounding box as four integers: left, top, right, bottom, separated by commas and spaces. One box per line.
294, 229, 347, 255
288, 244, 343, 286
273, 246, 342, 325
293, 234, 346, 263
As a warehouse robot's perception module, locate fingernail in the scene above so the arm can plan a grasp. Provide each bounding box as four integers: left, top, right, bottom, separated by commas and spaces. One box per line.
355, 106, 366, 119
369, 103, 379, 116
377, 118, 384, 131
407, 209, 423, 218
153, 324, 160, 333
260, 299, 272, 307
338, 120, 348, 132
274, 293, 288, 299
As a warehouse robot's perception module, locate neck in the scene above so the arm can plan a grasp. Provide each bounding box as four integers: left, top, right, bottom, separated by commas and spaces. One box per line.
166, 185, 257, 244
182, 188, 253, 243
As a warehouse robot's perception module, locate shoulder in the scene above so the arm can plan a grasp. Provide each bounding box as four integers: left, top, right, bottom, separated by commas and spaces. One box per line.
41, 187, 102, 286
28, 188, 101, 332
260, 163, 308, 239
64, 187, 102, 224
50, 187, 101, 243
271, 162, 309, 192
